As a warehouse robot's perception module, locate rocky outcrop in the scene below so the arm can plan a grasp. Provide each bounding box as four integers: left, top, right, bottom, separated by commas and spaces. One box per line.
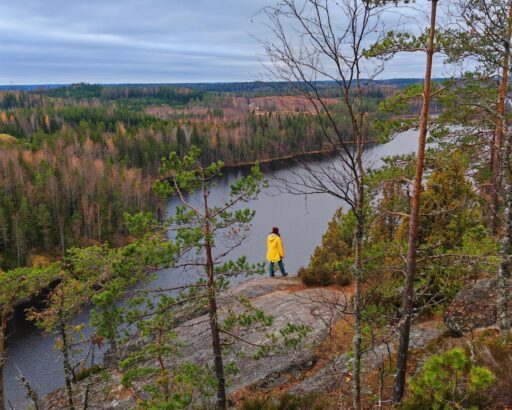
444, 278, 512, 335
40, 276, 457, 409
177, 282, 347, 393
290, 320, 446, 395
103, 276, 304, 368
41, 277, 350, 409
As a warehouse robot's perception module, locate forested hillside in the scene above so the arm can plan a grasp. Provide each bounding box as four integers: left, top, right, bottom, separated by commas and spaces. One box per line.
0, 83, 394, 269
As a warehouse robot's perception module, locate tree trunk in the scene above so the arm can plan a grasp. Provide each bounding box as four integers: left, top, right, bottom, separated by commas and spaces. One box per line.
0, 288, 21, 410
203, 188, 227, 410
0, 310, 7, 410
59, 292, 75, 410
498, 10, 512, 329
60, 321, 75, 410
13, 216, 22, 267
498, 162, 512, 333
490, 0, 512, 234
392, 0, 438, 404
494, 0, 512, 337
351, 118, 365, 410
352, 198, 364, 410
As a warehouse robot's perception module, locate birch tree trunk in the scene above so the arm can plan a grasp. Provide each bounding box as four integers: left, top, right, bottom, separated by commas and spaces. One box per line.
352, 190, 364, 410
260, 2, 391, 407
352, 97, 365, 409
392, 0, 438, 403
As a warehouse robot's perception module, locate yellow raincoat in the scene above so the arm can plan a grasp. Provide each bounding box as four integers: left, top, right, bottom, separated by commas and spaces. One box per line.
267, 233, 285, 263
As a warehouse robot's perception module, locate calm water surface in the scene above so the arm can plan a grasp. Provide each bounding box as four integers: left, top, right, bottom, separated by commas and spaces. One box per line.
4, 130, 418, 408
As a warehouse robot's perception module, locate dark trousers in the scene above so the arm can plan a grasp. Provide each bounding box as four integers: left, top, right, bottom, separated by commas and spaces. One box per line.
269, 260, 287, 276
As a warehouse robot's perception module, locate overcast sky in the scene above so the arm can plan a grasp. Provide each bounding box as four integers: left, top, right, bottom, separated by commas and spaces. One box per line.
0, 0, 455, 85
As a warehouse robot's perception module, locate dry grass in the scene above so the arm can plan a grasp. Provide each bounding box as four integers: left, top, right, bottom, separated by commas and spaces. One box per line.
30, 254, 52, 267
282, 282, 307, 293
0, 133, 17, 143
317, 318, 355, 360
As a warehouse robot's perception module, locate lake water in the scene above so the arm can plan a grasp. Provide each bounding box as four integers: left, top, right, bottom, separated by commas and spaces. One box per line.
4, 130, 419, 408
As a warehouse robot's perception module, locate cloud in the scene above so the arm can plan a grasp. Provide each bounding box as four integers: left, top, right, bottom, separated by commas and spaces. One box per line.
0, 0, 450, 85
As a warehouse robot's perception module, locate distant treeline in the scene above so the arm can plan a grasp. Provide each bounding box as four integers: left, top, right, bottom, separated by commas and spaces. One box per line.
178, 78, 443, 93
0, 78, 446, 94
38, 83, 205, 107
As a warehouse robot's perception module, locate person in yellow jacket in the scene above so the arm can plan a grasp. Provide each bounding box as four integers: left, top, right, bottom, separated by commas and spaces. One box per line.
267, 227, 287, 277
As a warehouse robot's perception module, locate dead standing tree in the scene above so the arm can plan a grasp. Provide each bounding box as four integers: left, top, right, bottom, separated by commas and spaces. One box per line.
261, 1, 396, 408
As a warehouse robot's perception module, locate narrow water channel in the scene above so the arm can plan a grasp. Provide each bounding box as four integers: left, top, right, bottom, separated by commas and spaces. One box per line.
4, 130, 418, 408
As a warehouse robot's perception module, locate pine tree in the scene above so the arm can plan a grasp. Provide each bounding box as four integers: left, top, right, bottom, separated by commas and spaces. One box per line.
153, 147, 265, 409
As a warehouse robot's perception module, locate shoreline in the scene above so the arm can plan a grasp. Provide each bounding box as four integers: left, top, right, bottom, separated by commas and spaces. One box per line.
222, 140, 380, 169
223, 149, 336, 169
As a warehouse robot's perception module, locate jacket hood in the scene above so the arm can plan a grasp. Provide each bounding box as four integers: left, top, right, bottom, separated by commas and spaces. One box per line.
268, 233, 279, 243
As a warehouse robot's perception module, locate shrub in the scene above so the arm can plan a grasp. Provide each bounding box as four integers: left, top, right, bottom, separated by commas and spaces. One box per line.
402, 347, 495, 409
413, 153, 496, 307
299, 209, 354, 287
74, 364, 103, 382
